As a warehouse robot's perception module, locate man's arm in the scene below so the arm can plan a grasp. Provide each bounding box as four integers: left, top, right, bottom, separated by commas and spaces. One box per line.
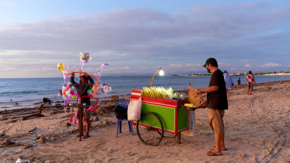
196, 85, 219, 94
70, 73, 77, 84
87, 75, 94, 83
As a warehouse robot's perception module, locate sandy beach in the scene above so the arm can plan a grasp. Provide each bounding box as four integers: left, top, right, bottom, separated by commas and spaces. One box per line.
0, 81, 290, 163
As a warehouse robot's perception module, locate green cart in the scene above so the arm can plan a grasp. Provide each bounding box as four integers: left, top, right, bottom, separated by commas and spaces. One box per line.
131, 89, 192, 146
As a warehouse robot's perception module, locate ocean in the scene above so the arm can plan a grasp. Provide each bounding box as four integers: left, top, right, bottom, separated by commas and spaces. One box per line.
1, 75, 290, 110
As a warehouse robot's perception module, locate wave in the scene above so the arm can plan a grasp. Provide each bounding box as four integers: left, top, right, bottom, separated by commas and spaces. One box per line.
0, 91, 40, 95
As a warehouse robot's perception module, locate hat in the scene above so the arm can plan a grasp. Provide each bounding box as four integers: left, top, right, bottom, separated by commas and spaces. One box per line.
202, 58, 218, 67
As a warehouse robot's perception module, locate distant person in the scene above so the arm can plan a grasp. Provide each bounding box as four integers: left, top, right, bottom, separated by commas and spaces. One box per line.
196, 58, 228, 156
71, 72, 94, 139
246, 71, 256, 95
223, 71, 232, 102
237, 78, 241, 85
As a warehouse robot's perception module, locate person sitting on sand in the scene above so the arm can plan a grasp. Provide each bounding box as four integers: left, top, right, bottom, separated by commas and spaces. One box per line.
246, 71, 256, 95
70, 72, 94, 139
196, 58, 228, 156
223, 71, 232, 101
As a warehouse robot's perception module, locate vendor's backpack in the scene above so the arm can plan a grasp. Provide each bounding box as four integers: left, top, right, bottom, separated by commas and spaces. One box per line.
115, 105, 128, 119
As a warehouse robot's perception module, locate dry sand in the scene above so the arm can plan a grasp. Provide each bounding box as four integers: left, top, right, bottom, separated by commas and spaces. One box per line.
0, 81, 290, 163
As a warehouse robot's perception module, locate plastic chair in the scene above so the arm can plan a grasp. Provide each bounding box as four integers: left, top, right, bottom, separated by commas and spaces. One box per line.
115, 100, 134, 137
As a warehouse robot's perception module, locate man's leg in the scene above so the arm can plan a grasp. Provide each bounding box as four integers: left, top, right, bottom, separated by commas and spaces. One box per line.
249, 85, 253, 95
207, 109, 223, 156
85, 119, 91, 136
214, 133, 222, 153
226, 88, 230, 101
83, 109, 91, 139
77, 119, 84, 137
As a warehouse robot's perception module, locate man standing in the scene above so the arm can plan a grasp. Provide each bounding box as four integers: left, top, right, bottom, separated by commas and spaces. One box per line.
246, 71, 256, 95
223, 71, 232, 102
196, 58, 228, 156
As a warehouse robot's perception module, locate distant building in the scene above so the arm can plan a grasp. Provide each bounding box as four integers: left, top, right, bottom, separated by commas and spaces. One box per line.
257, 69, 259, 75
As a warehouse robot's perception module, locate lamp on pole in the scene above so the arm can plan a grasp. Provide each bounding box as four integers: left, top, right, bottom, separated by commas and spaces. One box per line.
150, 67, 164, 88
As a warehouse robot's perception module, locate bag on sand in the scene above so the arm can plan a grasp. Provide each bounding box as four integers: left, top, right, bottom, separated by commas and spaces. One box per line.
181, 110, 196, 137
115, 105, 128, 119
127, 97, 142, 121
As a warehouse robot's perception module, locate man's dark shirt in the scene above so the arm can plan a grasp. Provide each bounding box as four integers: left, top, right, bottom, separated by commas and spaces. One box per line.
207, 69, 228, 110
70, 76, 94, 105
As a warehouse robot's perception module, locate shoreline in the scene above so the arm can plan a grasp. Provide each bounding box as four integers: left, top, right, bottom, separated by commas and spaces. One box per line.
1, 79, 290, 112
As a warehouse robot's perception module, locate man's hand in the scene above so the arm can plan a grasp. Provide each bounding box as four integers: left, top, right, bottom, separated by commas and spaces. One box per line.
199, 99, 207, 108
196, 89, 202, 94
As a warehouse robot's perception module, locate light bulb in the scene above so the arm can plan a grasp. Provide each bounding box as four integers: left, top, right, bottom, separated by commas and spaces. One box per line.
159, 70, 164, 76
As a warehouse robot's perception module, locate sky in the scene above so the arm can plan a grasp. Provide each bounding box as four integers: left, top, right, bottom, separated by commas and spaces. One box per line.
0, 0, 290, 78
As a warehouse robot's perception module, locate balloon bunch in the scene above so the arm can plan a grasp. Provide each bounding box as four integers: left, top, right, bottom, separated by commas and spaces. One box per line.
57, 62, 70, 111
79, 52, 91, 72
57, 62, 69, 84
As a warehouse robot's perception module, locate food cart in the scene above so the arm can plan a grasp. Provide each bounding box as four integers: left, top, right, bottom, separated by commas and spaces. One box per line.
131, 89, 195, 146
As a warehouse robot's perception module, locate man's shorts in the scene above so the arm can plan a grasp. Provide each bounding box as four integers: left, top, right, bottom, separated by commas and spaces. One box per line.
248, 84, 253, 91
77, 99, 91, 120
208, 108, 225, 135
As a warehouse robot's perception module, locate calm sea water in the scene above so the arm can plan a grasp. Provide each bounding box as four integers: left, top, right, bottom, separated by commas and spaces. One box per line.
1, 75, 290, 110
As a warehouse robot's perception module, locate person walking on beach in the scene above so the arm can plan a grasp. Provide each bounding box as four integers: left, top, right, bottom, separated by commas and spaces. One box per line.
223, 71, 232, 102
196, 58, 228, 156
71, 72, 94, 139
246, 71, 256, 95
237, 78, 241, 85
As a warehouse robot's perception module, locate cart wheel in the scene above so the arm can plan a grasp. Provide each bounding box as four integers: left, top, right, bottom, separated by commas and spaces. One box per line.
137, 112, 164, 146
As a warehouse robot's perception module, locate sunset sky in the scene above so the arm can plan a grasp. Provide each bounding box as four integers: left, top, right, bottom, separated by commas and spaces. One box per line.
1, 0, 290, 78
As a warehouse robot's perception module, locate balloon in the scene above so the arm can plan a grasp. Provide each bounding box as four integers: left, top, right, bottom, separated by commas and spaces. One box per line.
62, 85, 70, 97
57, 63, 64, 72
96, 63, 109, 82
102, 83, 112, 93
80, 52, 91, 63
92, 83, 99, 95
72, 95, 77, 98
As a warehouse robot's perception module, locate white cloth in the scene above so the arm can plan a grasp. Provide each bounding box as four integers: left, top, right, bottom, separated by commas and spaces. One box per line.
223, 73, 233, 88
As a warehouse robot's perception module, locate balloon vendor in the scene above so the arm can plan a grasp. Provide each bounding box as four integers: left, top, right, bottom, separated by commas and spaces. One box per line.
70, 72, 94, 139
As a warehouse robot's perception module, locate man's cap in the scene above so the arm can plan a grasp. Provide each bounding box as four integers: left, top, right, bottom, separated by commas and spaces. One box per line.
202, 58, 218, 67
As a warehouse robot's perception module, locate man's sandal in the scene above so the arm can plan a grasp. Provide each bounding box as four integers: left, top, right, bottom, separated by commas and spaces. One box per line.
211, 146, 227, 151
82, 135, 90, 139
206, 151, 223, 156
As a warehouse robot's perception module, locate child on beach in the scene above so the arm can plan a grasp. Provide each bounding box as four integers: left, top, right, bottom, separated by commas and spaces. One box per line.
70, 72, 94, 139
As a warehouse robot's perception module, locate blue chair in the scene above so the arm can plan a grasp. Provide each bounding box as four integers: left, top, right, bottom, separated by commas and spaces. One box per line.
115, 100, 134, 137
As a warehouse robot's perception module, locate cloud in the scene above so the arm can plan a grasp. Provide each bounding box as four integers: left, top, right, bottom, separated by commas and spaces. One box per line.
1, 2, 290, 77
244, 64, 251, 67
103, 67, 135, 73
260, 62, 280, 67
